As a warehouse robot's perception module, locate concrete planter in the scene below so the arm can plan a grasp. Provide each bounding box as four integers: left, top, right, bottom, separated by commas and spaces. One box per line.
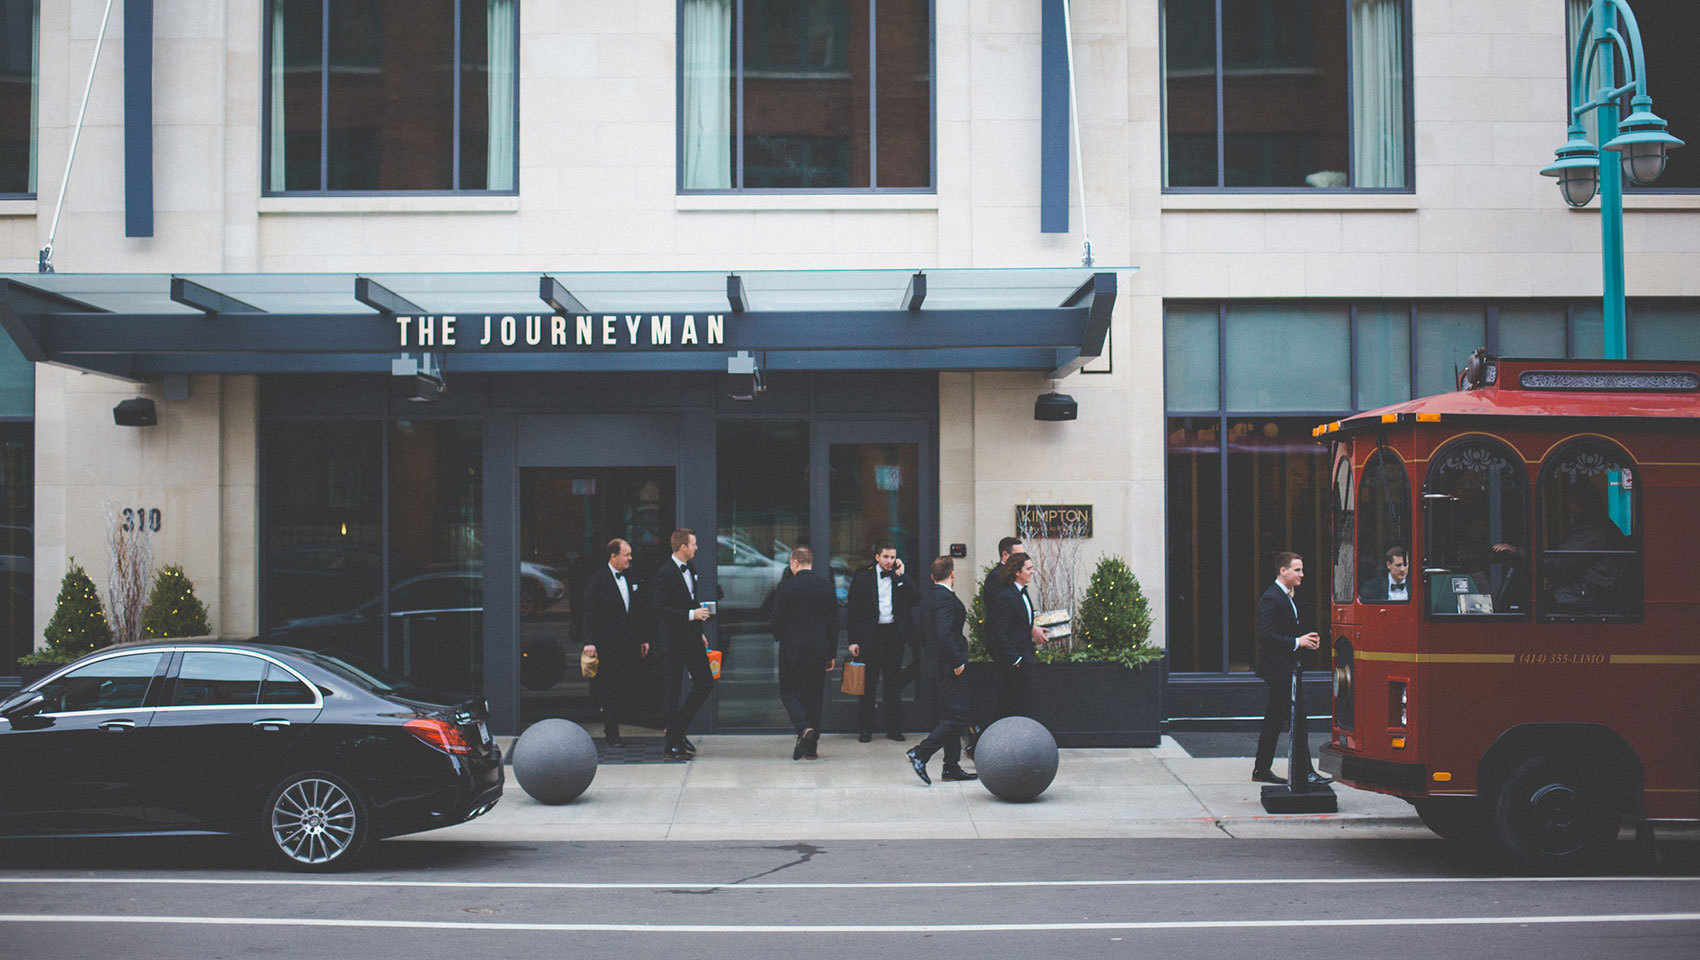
966, 656, 1166, 748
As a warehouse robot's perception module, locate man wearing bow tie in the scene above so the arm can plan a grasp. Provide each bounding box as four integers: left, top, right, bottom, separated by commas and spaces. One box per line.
1253, 551, 1331, 787
581, 538, 648, 747
1358, 545, 1410, 602
847, 540, 916, 742
654, 528, 715, 759
986, 551, 1047, 720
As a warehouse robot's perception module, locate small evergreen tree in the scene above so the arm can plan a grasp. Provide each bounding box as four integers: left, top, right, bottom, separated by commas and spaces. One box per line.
1073, 555, 1159, 667
26, 559, 113, 665
142, 565, 211, 639
966, 565, 995, 661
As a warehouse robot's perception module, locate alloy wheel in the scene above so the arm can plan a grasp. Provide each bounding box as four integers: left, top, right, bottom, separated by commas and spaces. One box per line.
270, 776, 359, 865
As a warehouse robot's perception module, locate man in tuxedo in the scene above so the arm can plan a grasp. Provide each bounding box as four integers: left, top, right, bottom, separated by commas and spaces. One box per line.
1360, 546, 1410, 603
846, 539, 916, 742
580, 538, 648, 746
906, 556, 977, 785
769, 546, 838, 760
653, 528, 715, 760
986, 551, 1045, 721
1252, 551, 1332, 786
980, 536, 1023, 608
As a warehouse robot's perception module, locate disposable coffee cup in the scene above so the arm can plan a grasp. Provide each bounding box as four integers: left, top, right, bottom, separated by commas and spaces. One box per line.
700, 601, 717, 616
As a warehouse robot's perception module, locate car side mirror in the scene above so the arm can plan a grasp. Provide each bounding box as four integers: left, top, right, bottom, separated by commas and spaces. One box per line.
0, 690, 46, 720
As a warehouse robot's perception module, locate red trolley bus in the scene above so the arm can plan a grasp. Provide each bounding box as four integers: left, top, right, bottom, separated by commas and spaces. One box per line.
1316, 353, 1700, 873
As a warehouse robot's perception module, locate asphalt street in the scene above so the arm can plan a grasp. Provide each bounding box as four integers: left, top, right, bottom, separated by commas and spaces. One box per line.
3, 837, 1697, 959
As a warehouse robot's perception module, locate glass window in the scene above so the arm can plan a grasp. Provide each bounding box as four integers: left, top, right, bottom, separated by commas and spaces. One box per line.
1498, 304, 1568, 357
1569, 303, 1605, 359
1414, 305, 1484, 398
0, 0, 35, 196
172, 652, 266, 707
1164, 304, 1221, 412
1166, 418, 1224, 672
35, 653, 163, 713
388, 420, 483, 695
1354, 304, 1410, 410
1225, 418, 1329, 671
680, 0, 933, 191
1536, 440, 1640, 620
1356, 448, 1411, 603
264, 0, 517, 194
1329, 454, 1354, 604
1618, 0, 1698, 191
1423, 437, 1528, 617
1223, 304, 1351, 411
1163, 0, 1409, 190
260, 663, 316, 705
1631, 302, 1700, 359
0, 422, 29, 674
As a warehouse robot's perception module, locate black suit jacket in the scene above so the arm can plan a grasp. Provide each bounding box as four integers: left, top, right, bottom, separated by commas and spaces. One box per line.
916, 583, 968, 682
651, 557, 706, 652
846, 564, 915, 654
1255, 582, 1305, 683
580, 565, 637, 657
769, 569, 838, 662
985, 580, 1036, 666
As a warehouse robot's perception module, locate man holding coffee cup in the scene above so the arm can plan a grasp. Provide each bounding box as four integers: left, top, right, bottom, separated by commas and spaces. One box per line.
655, 528, 715, 760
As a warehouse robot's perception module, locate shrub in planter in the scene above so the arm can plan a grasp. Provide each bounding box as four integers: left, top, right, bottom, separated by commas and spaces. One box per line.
967, 564, 995, 662
1039, 555, 1160, 668
142, 565, 211, 639
21, 559, 113, 667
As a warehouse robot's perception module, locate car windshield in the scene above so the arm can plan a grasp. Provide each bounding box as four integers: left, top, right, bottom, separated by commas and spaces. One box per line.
294, 648, 469, 705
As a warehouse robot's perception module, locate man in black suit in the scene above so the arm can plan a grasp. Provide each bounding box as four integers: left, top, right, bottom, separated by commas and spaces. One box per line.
963, 536, 1022, 757
986, 551, 1045, 721
769, 546, 838, 760
1252, 551, 1331, 786
846, 539, 915, 742
1358, 546, 1410, 603
653, 528, 715, 759
580, 538, 648, 747
906, 557, 977, 785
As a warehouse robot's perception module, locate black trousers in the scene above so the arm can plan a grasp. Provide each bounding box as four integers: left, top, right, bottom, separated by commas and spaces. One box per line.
664, 642, 716, 743
994, 659, 1030, 720
858, 625, 905, 734
593, 652, 636, 736
1254, 664, 1314, 776
777, 658, 828, 736
913, 673, 967, 767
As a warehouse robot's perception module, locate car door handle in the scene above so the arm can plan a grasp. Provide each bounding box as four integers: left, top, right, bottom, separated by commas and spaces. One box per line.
97, 720, 136, 732
253, 719, 292, 732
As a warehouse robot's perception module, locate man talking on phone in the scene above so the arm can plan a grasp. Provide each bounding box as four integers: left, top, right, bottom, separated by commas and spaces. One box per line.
847, 539, 915, 742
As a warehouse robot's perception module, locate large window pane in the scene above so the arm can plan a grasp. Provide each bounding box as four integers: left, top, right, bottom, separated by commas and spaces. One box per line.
1414, 305, 1483, 398
1356, 449, 1411, 603
264, 421, 384, 663
1225, 418, 1329, 672
388, 420, 483, 695
1222, 0, 1349, 187
1354, 303, 1410, 409
0, 0, 36, 195
1568, 303, 1605, 359
1498, 304, 1568, 357
0, 422, 29, 672
1625, 0, 1698, 190
0, 326, 30, 417
874, 0, 930, 188
1423, 437, 1528, 617
1166, 418, 1223, 672
1163, 0, 1218, 187
1537, 440, 1640, 620
1164, 305, 1220, 412
273, 0, 324, 192
1631, 303, 1700, 359
1349, 0, 1406, 188
1223, 304, 1350, 411
744, 0, 862, 188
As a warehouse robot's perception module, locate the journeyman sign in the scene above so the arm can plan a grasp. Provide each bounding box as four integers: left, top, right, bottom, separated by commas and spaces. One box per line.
1015, 504, 1093, 538
394, 314, 727, 350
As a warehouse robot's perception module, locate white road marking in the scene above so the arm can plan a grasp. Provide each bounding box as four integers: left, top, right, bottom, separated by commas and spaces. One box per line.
2, 912, 1698, 934
0, 875, 1694, 892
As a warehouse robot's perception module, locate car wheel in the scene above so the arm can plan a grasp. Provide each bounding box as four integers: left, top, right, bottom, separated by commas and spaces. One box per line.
1412, 796, 1481, 842
262, 770, 371, 871
1488, 753, 1619, 874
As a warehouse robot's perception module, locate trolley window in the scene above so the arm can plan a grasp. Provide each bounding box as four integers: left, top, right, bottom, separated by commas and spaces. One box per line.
1536, 439, 1641, 621
1357, 447, 1412, 604
1423, 437, 1528, 617
1329, 453, 1355, 604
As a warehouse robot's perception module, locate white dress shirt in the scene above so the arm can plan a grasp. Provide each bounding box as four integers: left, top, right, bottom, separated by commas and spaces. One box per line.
1386, 576, 1409, 601
1276, 580, 1302, 649
876, 570, 895, 624
610, 563, 630, 611
675, 558, 696, 619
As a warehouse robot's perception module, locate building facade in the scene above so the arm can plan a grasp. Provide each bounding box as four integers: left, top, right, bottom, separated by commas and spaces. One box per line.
2, 1, 1696, 731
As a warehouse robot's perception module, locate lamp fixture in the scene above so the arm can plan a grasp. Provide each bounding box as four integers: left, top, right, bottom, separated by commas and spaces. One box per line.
1602, 95, 1685, 186
1540, 125, 1601, 207
391, 353, 444, 402
726, 350, 764, 401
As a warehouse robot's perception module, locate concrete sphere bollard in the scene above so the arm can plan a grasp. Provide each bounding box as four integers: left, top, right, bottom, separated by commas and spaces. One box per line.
974, 716, 1059, 802
511, 718, 598, 804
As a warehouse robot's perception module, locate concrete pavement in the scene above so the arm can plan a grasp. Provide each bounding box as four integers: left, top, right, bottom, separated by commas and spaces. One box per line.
413, 732, 1429, 843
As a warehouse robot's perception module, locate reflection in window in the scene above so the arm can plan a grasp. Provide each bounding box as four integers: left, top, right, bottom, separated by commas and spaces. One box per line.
36, 653, 162, 713
1329, 455, 1354, 604
1424, 438, 1527, 616
388, 420, 483, 695
261, 663, 316, 705
173, 652, 266, 707
1415, 305, 1484, 398
264, 0, 517, 193
1356, 448, 1411, 603
1166, 418, 1224, 672
1225, 419, 1329, 671
1223, 304, 1351, 411
0, 0, 36, 196
0, 421, 30, 672
1537, 440, 1640, 620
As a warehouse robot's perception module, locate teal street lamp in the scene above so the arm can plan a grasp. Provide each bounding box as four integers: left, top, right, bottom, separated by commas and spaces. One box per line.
1539, 0, 1683, 359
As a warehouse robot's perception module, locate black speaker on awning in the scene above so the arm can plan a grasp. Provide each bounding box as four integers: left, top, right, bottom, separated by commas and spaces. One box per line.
1034, 391, 1077, 421
113, 397, 157, 427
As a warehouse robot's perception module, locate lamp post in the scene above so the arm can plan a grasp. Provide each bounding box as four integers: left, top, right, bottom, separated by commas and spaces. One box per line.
1540, 0, 1683, 359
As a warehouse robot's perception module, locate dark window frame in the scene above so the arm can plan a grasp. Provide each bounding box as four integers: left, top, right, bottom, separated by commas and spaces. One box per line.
1159, 0, 1416, 194
1355, 445, 1411, 605
1534, 436, 1643, 623
0, 0, 38, 199
259, 0, 521, 197
675, 0, 938, 194
1421, 434, 1530, 621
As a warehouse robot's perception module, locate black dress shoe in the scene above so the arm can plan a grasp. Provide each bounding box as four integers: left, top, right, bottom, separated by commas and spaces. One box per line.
804, 729, 820, 759
793, 736, 806, 761
1251, 769, 1289, 785
604, 735, 626, 748
680, 736, 697, 753
664, 744, 693, 760
858, 732, 873, 743
941, 766, 978, 782
885, 732, 906, 742
906, 749, 931, 785
1306, 772, 1334, 785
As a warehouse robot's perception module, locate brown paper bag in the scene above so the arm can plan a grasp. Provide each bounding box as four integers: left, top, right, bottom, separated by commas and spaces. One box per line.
580, 648, 599, 679
840, 660, 866, 696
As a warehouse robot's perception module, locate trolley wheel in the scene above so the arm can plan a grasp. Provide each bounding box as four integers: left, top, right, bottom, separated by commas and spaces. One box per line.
1412, 796, 1481, 842
1488, 752, 1620, 874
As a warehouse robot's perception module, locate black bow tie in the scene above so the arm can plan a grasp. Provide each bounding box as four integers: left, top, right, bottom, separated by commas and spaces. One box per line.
880, 570, 894, 579
682, 561, 696, 574
613, 571, 625, 581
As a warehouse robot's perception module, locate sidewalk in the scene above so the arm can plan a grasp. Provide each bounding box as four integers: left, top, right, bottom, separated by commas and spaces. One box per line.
411, 733, 1430, 844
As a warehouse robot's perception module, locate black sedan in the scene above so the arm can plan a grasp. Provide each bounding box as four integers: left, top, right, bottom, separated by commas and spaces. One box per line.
0, 641, 502, 870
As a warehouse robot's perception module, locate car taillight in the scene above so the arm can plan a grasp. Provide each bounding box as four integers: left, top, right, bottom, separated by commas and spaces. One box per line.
405, 718, 473, 755
1389, 680, 1408, 728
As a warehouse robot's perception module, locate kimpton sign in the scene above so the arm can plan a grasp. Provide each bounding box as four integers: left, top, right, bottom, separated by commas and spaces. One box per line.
1015, 504, 1093, 538
395, 314, 727, 350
